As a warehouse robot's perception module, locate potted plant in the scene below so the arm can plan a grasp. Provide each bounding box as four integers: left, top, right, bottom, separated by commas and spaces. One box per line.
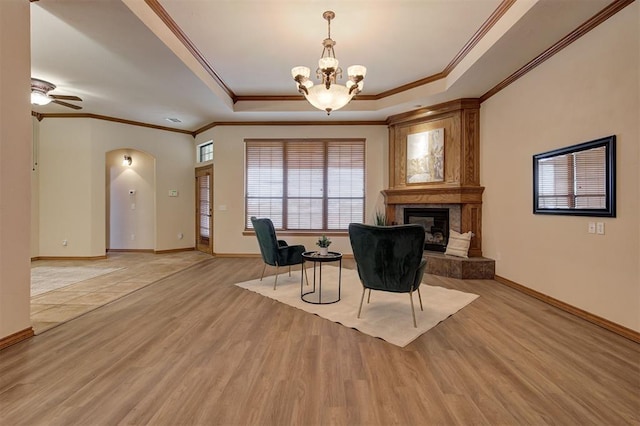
316, 235, 332, 255
374, 210, 387, 226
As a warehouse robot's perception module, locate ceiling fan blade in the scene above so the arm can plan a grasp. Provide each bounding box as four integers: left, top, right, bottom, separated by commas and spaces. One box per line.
52, 99, 82, 110
49, 94, 83, 102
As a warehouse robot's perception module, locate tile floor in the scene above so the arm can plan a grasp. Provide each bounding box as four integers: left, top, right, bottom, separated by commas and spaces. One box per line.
31, 251, 211, 334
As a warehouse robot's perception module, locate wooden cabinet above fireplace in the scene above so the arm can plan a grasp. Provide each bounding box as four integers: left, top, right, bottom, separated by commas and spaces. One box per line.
382, 98, 485, 257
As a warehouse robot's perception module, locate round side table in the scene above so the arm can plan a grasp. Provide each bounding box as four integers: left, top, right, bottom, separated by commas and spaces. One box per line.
301, 251, 342, 304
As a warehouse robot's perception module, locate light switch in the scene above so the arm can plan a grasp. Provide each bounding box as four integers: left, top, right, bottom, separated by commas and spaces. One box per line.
169, 189, 178, 197
588, 222, 596, 234
596, 222, 605, 235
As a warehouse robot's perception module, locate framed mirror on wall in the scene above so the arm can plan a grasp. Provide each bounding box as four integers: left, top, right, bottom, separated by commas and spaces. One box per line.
533, 135, 616, 217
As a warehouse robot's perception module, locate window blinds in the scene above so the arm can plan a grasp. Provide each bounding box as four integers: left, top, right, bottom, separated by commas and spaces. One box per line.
245, 139, 365, 230
537, 146, 606, 209
246, 141, 284, 228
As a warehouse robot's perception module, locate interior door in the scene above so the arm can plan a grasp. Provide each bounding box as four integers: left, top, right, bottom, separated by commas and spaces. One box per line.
195, 165, 213, 254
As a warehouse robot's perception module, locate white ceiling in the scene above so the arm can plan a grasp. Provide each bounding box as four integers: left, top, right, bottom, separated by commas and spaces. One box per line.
30, 0, 612, 133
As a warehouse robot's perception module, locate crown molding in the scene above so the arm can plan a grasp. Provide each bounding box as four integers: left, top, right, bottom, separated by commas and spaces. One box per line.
193, 120, 387, 136
144, 0, 235, 102
32, 112, 195, 136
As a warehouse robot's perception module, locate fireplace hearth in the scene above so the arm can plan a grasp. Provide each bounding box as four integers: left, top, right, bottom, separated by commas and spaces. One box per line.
404, 208, 449, 252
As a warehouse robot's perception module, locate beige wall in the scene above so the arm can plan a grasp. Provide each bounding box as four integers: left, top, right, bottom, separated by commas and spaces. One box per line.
37, 118, 195, 256
480, 3, 639, 331
195, 125, 388, 255
0, 0, 32, 338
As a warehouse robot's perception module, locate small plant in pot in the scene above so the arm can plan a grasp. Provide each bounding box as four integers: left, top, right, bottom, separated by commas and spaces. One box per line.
374, 210, 387, 226
316, 235, 332, 255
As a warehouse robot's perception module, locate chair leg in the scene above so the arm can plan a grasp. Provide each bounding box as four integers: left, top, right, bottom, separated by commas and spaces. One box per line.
417, 287, 423, 311
260, 264, 267, 281
273, 265, 279, 290
410, 291, 417, 328
357, 287, 366, 318
367, 288, 372, 304
288, 266, 292, 277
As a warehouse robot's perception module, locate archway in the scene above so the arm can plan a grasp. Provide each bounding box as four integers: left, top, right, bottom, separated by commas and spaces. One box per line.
106, 149, 156, 251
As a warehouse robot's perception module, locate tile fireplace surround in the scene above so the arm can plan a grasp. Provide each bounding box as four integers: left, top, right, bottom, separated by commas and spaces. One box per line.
382, 98, 494, 279
382, 186, 484, 256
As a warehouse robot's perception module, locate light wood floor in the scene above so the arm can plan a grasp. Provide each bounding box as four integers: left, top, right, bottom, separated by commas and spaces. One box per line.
2, 257, 639, 425
30, 251, 211, 333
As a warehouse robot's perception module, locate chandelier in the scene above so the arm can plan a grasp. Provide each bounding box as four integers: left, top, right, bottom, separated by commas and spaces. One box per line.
291, 11, 366, 115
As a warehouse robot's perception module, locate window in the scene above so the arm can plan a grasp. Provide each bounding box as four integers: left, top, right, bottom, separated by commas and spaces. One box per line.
198, 141, 213, 163
245, 139, 365, 231
533, 135, 615, 217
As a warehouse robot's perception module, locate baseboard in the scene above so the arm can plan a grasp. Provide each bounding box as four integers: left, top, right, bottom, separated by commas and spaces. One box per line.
107, 249, 155, 253
154, 247, 195, 254
213, 252, 355, 259
494, 275, 640, 344
34, 249, 197, 259
32, 255, 108, 261
0, 327, 34, 351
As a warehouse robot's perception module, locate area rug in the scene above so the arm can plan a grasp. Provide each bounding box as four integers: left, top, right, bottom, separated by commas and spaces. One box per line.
235, 266, 478, 347
31, 266, 124, 296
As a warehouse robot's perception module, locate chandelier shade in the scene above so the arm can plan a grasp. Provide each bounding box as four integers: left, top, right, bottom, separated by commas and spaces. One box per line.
292, 10, 366, 115
305, 84, 353, 113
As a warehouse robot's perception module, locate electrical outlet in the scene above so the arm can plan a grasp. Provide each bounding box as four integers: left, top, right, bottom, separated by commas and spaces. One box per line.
588, 222, 596, 234
62, 239, 68, 246
596, 222, 605, 235
178, 232, 183, 240
130, 234, 135, 241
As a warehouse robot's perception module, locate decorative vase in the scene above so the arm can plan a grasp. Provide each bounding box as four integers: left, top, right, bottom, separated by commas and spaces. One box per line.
319, 247, 329, 256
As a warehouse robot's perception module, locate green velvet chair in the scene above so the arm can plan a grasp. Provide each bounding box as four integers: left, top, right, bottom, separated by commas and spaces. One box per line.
251, 217, 307, 290
348, 223, 427, 327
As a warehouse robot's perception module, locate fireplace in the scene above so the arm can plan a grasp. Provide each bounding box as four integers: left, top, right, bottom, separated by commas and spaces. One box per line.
382, 99, 485, 256
404, 208, 449, 252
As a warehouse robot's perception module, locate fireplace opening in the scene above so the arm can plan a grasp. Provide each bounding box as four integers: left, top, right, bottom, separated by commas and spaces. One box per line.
404, 208, 449, 252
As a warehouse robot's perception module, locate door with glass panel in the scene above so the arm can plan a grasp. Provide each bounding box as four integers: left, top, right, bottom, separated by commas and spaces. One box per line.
195, 165, 213, 254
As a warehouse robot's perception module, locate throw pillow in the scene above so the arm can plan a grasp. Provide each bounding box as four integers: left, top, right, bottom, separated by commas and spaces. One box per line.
445, 229, 472, 258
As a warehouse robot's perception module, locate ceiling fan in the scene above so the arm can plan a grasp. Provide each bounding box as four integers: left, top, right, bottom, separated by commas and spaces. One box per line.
30, 78, 83, 110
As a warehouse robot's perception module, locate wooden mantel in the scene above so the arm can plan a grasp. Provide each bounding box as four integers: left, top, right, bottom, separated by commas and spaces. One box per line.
382, 186, 484, 205
383, 99, 485, 257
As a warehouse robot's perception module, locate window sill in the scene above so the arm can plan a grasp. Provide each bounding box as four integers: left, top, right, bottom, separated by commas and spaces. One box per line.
243, 230, 349, 237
